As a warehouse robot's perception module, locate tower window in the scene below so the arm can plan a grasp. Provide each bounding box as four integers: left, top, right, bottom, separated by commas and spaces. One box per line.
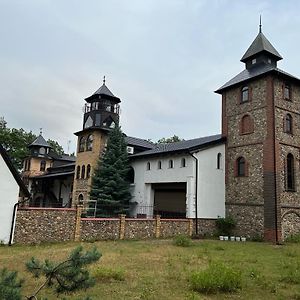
40, 160, 46, 171
284, 83, 291, 100
286, 153, 295, 191
240, 114, 253, 134
284, 114, 293, 134
158, 161, 162, 169
236, 157, 246, 177
181, 158, 186, 167
78, 194, 84, 204
146, 162, 151, 171
79, 136, 86, 152
217, 153, 222, 169
241, 86, 249, 103
86, 134, 93, 151
86, 164, 91, 179
168, 159, 174, 169
81, 165, 86, 179
76, 166, 80, 179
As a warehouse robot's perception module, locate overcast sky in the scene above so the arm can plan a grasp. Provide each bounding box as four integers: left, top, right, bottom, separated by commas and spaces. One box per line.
1, 0, 300, 153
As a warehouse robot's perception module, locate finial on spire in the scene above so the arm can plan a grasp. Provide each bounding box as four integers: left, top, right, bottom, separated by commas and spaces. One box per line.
259, 15, 262, 33
39, 128, 43, 135
103, 75, 106, 85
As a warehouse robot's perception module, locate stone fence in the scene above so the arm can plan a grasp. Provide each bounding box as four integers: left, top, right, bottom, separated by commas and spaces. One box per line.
13, 206, 216, 244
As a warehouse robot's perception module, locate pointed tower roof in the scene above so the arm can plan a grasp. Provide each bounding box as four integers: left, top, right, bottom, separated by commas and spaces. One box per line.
29, 134, 51, 148
241, 31, 282, 62
93, 83, 115, 97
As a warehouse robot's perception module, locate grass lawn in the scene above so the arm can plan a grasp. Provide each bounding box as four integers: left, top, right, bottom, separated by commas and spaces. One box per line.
1, 239, 300, 299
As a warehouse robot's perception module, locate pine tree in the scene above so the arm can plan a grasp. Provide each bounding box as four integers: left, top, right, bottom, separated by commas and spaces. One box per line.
89, 125, 132, 217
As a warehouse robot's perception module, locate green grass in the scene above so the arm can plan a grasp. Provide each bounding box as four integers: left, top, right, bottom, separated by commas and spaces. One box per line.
1, 239, 300, 299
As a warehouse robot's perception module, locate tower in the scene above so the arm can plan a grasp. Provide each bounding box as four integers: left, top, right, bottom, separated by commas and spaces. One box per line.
216, 24, 300, 242
72, 78, 121, 206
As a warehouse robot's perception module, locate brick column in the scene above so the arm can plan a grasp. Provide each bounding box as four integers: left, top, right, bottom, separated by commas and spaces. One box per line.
188, 219, 194, 237
155, 215, 161, 238
74, 205, 83, 242
119, 214, 126, 240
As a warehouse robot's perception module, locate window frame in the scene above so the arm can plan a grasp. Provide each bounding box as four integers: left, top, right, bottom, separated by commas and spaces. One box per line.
286, 153, 295, 191
79, 136, 86, 152
284, 114, 293, 134
168, 159, 174, 169
86, 134, 93, 151
241, 86, 249, 103
81, 165, 85, 179
236, 156, 246, 177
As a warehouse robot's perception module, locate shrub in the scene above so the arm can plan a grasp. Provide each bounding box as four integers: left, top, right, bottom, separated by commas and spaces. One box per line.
189, 262, 241, 294
215, 216, 236, 236
285, 233, 300, 243
173, 235, 192, 247
92, 267, 125, 282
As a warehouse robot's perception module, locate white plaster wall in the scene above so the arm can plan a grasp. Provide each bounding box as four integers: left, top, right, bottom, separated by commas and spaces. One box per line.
195, 144, 225, 218
0, 155, 19, 243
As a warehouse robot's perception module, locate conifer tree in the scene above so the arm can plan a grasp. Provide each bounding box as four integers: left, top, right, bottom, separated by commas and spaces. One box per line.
89, 125, 131, 217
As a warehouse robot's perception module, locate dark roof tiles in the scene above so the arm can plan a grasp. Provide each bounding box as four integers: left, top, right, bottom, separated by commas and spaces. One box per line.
124, 136, 155, 149
93, 84, 115, 97
29, 135, 51, 148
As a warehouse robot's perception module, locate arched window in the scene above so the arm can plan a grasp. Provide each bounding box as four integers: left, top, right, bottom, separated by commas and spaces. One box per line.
128, 167, 135, 184
39, 147, 45, 154
76, 166, 80, 179
146, 162, 151, 170
240, 114, 253, 134
86, 164, 91, 179
40, 160, 46, 171
241, 86, 249, 103
78, 194, 84, 204
158, 161, 162, 169
181, 158, 186, 167
168, 159, 174, 169
287, 153, 295, 191
285, 114, 293, 134
81, 165, 86, 179
284, 83, 291, 100
86, 134, 93, 151
237, 157, 246, 177
79, 136, 86, 152
217, 153, 222, 169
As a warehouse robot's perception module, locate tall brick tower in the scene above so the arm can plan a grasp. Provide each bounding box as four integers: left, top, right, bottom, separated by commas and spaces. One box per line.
72, 78, 121, 206
216, 25, 300, 243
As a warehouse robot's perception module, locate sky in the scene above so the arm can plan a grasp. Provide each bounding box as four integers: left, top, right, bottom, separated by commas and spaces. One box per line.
1, 0, 300, 153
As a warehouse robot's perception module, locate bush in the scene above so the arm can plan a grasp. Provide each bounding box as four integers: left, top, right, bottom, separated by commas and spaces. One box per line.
189, 262, 241, 294
285, 233, 300, 243
215, 216, 236, 236
92, 267, 125, 282
173, 235, 192, 247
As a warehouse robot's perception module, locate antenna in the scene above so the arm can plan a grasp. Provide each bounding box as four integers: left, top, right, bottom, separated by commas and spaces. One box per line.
67, 140, 71, 154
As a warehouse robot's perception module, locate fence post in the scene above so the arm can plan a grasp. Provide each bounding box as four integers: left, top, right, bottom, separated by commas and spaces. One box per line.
188, 218, 194, 237
74, 205, 83, 242
119, 214, 126, 240
155, 215, 161, 238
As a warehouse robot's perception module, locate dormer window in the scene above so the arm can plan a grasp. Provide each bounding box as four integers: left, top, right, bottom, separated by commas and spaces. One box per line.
241, 86, 249, 103
252, 58, 256, 64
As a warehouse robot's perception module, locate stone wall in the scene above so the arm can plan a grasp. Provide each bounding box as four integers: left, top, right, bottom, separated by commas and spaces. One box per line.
14, 207, 77, 244
160, 219, 191, 238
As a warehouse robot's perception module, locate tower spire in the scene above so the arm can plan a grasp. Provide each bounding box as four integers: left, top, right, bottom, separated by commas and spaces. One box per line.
259, 15, 262, 33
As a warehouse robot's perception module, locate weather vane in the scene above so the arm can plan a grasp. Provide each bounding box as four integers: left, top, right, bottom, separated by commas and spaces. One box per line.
259, 15, 262, 33
103, 75, 106, 85
39, 128, 43, 135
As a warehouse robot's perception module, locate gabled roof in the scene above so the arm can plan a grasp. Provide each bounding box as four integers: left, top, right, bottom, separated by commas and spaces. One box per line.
0, 144, 30, 197
215, 65, 300, 94
29, 134, 51, 148
130, 134, 224, 158
124, 136, 155, 150
93, 83, 115, 97
241, 31, 282, 62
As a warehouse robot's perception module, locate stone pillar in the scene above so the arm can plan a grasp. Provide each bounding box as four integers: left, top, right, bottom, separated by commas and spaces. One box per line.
74, 205, 83, 242
119, 214, 126, 240
155, 215, 161, 238
188, 219, 194, 237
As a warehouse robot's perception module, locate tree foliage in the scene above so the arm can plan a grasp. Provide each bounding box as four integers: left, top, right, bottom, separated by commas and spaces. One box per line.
157, 135, 183, 144
47, 139, 64, 155
25, 246, 101, 299
90, 125, 132, 217
0, 268, 23, 300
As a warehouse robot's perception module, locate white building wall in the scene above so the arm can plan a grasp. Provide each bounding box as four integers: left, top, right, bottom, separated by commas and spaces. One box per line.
0, 155, 19, 244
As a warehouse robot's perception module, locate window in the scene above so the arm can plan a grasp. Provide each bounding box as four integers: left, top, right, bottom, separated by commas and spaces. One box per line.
39, 147, 45, 154
78, 194, 84, 204
240, 114, 253, 134
79, 136, 86, 152
81, 165, 85, 179
86, 134, 93, 151
237, 157, 246, 177
128, 167, 135, 184
76, 166, 80, 179
84, 116, 93, 128
40, 160, 46, 171
158, 161, 162, 169
287, 153, 295, 191
146, 162, 151, 170
252, 58, 256, 64
168, 159, 174, 169
284, 83, 291, 100
86, 164, 91, 178
241, 86, 249, 103
217, 153, 222, 169
268, 58, 272, 64
285, 114, 293, 134
181, 158, 186, 167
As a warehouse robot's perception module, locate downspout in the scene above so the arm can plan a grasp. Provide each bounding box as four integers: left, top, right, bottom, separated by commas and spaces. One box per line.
8, 197, 30, 246
188, 152, 198, 235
